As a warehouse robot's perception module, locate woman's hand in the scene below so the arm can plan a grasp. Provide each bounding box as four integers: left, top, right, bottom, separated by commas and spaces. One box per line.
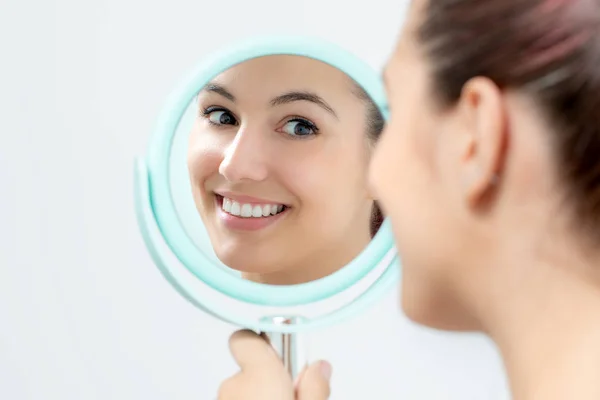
217, 330, 332, 400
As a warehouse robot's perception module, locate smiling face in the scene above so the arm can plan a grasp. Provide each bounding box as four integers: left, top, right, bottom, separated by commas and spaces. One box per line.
187, 55, 377, 284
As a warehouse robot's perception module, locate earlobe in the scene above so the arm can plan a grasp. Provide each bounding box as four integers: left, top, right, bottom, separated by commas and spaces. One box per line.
458, 77, 507, 207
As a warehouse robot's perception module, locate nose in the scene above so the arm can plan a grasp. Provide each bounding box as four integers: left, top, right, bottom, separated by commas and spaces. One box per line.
218, 126, 269, 182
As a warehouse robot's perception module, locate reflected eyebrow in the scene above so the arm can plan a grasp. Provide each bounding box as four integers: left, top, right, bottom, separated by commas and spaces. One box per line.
201, 82, 235, 102
270, 91, 338, 119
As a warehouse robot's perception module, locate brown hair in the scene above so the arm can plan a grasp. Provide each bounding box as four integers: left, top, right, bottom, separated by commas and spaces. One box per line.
417, 0, 600, 243
353, 84, 386, 237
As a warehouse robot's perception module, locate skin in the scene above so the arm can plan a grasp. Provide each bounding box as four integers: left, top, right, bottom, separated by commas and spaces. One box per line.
217, 331, 331, 400
370, 0, 600, 398
188, 55, 375, 285
217, 1, 600, 399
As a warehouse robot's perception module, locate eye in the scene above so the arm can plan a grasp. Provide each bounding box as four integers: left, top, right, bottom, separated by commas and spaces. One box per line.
201, 107, 237, 126
280, 119, 318, 137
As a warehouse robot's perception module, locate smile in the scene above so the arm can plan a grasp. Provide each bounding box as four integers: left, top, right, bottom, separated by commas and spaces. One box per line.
221, 197, 287, 218
213, 195, 290, 232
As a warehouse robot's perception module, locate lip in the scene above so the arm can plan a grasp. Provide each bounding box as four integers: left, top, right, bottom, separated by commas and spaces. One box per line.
214, 190, 289, 206
213, 195, 290, 232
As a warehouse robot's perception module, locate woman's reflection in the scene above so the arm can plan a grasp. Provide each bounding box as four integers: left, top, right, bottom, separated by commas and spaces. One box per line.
187, 55, 384, 284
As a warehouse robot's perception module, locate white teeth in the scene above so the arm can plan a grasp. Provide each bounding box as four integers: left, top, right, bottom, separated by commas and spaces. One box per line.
230, 201, 240, 215
223, 198, 232, 213
221, 197, 286, 218
240, 204, 253, 217
262, 204, 270, 217
252, 205, 263, 217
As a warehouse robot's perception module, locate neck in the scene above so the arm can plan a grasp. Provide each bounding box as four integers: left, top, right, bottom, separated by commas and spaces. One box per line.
469, 233, 600, 400
242, 226, 373, 285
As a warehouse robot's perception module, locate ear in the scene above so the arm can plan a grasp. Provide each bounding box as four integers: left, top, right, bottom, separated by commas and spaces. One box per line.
456, 77, 507, 207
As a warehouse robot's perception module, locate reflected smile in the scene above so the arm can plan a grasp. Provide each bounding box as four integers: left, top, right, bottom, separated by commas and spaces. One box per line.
212, 192, 291, 231
215, 195, 289, 219
222, 197, 286, 218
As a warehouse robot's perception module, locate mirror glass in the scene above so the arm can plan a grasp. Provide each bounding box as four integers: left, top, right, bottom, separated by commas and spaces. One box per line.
169, 55, 385, 285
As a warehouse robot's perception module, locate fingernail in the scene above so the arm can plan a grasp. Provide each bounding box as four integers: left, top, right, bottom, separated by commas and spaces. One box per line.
319, 361, 332, 381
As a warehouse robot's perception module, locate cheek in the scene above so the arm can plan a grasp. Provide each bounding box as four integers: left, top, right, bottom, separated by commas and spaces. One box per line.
187, 131, 225, 183
370, 109, 422, 212
374, 121, 414, 218
370, 103, 442, 258
275, 152, 332, 207
279, 149, 366, 223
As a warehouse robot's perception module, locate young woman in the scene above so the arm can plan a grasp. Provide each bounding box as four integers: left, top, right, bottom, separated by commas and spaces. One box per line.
188, 55, 383, 285
217, 0, 600, 399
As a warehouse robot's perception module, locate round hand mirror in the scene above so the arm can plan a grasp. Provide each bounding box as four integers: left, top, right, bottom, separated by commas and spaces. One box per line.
133, 35, 400, 376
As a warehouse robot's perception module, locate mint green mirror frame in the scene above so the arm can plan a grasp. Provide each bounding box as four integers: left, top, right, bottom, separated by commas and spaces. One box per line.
134, 35, 400, 333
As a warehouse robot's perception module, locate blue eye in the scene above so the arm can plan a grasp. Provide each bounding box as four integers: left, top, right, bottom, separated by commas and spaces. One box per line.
281, 119, 317, 137
202, 108, 237, 126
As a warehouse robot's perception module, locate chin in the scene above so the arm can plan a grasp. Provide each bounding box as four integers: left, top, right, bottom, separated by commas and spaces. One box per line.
214, 247, 280, 275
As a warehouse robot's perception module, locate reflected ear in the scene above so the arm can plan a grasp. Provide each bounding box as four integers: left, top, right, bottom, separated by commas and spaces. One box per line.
457, 77, 507, 207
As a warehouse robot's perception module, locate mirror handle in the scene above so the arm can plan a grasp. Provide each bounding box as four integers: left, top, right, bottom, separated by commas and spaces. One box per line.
261, 316, 307, 379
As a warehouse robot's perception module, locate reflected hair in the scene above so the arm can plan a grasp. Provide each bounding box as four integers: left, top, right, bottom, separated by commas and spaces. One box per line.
418, 0, 600, 245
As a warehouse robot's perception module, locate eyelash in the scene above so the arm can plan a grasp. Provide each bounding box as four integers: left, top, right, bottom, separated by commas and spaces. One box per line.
200, 106, 238, 127
282, 116, 319, 139
199, 106, 320, 138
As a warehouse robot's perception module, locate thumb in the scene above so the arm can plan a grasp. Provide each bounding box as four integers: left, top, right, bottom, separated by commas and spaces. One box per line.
296, 360, 332, 400
228, 329, 282, 372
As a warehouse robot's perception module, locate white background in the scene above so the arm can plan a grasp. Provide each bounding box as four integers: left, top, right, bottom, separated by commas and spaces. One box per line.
0, 0, 510, 398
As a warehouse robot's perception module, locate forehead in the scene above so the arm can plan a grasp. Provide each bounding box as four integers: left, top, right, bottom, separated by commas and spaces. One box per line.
406, 0, 426, 22
382, 0, 426, 82
212, 55, 354, 92
200, 55, 369, 118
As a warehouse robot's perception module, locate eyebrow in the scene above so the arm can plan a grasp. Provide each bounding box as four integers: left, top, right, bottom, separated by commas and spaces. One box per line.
200, 83, 338, 119
201, 82, 235, 102
270, 91, 338, 119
